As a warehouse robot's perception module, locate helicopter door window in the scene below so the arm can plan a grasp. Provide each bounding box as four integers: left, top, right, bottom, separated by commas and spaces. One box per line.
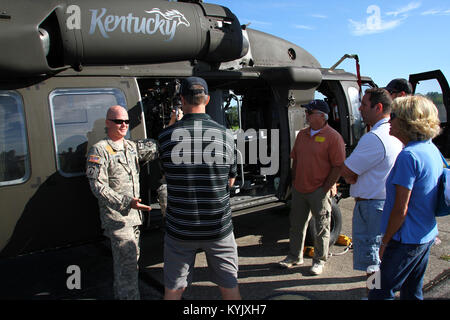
348, 85, 366, 141
414, 79, 446, 123
0, 91, 30, 186
49, 88, 127, 177
224, 93, 242, 132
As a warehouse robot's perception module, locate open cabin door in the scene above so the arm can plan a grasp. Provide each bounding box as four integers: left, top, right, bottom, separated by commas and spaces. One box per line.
409, 70, 450, 157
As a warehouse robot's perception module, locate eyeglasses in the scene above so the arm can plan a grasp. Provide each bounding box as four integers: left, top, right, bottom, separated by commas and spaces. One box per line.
108, 119, 130, 125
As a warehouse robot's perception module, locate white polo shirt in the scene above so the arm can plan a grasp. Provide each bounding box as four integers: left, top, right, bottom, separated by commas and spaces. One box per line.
344, 118, 403, 199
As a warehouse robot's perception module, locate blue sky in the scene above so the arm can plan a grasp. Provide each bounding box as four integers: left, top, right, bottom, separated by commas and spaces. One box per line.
207, 0, 450, 94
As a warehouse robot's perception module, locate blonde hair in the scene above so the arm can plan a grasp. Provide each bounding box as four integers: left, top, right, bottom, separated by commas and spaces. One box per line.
392, 95, 441, 141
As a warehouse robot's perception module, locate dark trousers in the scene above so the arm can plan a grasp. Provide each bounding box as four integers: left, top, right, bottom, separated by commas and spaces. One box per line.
368, 239, 434, 300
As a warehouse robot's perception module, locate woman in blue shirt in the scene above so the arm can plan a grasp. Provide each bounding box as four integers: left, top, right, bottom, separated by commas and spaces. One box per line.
369, 95, 442, 300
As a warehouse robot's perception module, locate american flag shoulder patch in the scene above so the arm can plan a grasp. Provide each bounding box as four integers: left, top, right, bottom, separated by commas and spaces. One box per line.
88, 155, 101, 164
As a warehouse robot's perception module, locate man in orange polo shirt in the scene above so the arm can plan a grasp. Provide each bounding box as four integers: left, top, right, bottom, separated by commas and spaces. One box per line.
279, 100, 345, 275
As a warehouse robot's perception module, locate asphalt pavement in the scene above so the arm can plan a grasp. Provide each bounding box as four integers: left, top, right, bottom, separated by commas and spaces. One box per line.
139, 197, 450, 300
0, 198, 448, 301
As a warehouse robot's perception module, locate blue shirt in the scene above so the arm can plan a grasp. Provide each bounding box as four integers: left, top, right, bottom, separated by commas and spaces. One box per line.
381, 140, 441, 244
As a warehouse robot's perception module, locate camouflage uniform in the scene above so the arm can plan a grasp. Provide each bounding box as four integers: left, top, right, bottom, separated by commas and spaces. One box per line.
86, 138, 158, 300
157, 183, 167, 217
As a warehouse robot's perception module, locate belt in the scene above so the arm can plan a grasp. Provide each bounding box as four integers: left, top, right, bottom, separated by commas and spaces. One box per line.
355, 197, 372, 202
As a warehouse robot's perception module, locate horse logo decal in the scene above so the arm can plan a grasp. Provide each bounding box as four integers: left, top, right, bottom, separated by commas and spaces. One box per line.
145, 8, 191, 28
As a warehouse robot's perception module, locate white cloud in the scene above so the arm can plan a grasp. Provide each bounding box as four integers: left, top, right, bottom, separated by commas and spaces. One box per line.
421, 9, 440, 16
421, 9, 450, 16
349, 4, 407, 36
311, 14, 327, 19
294, 24, 314, 30
386, 2, 421, 17
349, 18, 402, 36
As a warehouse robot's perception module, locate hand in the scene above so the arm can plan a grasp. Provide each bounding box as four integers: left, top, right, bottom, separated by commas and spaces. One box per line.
168, 108, 184, 126
131, 198, 151, 211
341, 165, 358, 184
321, 183, 336, 196
330, 184, 338, 197
344, 176, 358, 184
176, 108, 184, 121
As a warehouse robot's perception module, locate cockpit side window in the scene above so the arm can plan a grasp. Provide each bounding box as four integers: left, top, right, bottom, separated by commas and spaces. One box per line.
49, 88, 127, 177
0, 91, 30, 186
348, 85, 373, 143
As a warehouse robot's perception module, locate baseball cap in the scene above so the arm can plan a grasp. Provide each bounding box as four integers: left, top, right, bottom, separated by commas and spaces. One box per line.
384, 78, 412, 94
180, 77, 209, 97
301, 99, 330, 114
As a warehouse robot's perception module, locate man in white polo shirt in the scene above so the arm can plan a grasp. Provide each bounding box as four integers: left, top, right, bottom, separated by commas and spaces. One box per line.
341, 88, 403, 291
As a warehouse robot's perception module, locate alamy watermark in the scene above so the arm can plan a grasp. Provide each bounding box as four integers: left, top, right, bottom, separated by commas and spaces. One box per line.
66, 265, 81, 290
170, 123, 280, 175
366, 266, 381, 290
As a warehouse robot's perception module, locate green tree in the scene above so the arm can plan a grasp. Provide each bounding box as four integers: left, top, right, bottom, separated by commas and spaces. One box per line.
425, 92, 443, 105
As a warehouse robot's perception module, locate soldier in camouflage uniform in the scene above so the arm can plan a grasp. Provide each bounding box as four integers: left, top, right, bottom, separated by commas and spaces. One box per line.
86, 105, 158, 300
156, 183, 167, 217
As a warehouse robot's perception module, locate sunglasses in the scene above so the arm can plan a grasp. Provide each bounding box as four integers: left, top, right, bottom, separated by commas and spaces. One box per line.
306, 110, 321, 115
108, 119, 130, 125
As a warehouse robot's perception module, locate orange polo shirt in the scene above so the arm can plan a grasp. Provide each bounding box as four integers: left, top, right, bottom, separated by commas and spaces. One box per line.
291, 124, 345, 193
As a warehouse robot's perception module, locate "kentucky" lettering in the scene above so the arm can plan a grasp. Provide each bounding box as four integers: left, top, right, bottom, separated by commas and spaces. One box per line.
89, 8, 190, 41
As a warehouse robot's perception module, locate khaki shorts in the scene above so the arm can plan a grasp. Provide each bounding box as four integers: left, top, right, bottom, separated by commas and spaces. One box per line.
164, 232, 239, 290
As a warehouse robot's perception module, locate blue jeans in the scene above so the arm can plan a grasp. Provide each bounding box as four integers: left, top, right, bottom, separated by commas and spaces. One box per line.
368, 239, 434, 300
352, 200, 384, 271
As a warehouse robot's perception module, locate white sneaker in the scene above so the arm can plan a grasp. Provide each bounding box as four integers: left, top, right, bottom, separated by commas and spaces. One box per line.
310, 262, 324, 275
278, 256, 303, 268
